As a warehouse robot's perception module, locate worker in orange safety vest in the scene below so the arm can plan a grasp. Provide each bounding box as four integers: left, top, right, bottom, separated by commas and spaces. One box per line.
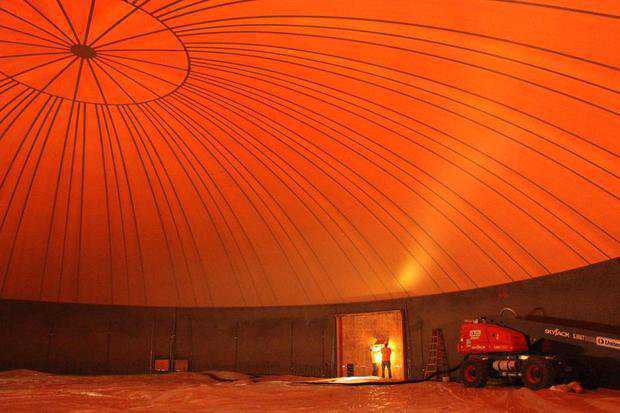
381, 343, 392, 379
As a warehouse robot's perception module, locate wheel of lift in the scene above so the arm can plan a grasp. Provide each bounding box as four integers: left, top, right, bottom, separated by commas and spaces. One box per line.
521, 358, 555, 390
460, 359, 488, 388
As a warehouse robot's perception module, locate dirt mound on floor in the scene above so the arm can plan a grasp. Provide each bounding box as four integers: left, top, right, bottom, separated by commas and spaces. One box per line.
201, 370, 254, 382
0, 369, 47, 377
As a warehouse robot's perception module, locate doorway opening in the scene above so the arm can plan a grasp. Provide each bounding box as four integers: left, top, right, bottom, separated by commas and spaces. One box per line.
336, 310, 405, 380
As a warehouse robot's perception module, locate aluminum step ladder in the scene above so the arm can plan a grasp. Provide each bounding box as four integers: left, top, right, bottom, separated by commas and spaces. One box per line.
423, 328, 449, 380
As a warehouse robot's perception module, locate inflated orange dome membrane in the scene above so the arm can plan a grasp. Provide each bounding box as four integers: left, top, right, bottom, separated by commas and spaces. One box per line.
0, 0, 618, 307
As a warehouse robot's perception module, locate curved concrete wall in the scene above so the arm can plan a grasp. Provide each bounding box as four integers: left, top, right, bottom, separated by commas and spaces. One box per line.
1, 259, 618, 382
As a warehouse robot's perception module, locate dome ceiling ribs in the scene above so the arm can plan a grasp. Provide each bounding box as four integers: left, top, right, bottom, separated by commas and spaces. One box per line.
0, 0, 617, 307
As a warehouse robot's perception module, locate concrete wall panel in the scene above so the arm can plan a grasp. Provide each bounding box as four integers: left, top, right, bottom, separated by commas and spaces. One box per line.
1, 304, 51, 371
238, 319, 291, 374
291, 319, 328, 376
48, 310, 109, 374
189, 319, 238, 371
108, 311, 151, 374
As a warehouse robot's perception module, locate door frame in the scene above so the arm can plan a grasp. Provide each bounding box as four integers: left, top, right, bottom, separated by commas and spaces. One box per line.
335, 309, 407, 379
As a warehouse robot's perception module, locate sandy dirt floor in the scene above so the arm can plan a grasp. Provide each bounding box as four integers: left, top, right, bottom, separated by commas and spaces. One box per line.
1, 370, 619, 412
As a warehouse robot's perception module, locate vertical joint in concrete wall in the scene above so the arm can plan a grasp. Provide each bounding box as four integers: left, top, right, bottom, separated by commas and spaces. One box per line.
289, 320, 294, 374
187, 313, 194, 372
169, 308, 177, 372
105, 320, 112, 374
45, 320, 55, 372
234, 321, 240, 371
149, 317, 156, 374
321, 324, 326, 377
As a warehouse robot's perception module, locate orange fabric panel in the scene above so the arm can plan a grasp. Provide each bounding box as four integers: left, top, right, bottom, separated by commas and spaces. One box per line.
0, 0, 618, 307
